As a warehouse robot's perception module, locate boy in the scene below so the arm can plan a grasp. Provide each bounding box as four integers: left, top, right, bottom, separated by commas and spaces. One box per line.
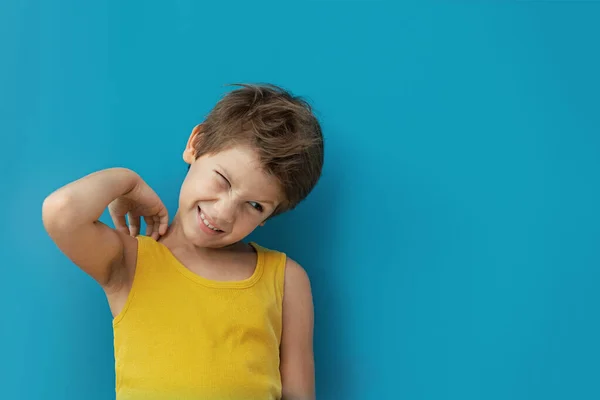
42, 84, 324, 400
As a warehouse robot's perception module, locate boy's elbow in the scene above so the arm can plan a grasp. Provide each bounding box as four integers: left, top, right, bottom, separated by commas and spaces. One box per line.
42, 192, 77, 233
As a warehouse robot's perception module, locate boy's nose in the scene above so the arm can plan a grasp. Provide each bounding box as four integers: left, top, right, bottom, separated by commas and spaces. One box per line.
213, 198, 236, 226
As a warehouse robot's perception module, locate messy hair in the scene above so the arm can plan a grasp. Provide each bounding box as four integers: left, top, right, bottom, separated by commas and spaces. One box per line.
193, 83, 324, 215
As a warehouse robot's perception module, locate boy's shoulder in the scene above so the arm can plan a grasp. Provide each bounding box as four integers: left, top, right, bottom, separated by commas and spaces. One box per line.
247, 241, 308, 281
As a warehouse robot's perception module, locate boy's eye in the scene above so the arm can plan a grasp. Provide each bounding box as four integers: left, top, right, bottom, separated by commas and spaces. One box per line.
248, 202, 263, 212
215, 171, 231, 187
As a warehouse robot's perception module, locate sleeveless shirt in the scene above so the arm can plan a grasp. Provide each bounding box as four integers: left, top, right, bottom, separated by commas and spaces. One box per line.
112, 235, 286, 400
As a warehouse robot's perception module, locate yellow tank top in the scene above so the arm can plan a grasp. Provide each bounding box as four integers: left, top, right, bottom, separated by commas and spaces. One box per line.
112, 235, 285, 400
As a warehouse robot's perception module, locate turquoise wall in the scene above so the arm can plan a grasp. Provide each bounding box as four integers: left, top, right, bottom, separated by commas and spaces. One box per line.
2, 2, 599, 399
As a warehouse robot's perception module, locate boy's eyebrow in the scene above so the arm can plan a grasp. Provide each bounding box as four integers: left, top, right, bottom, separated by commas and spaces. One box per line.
256, 199, 275, 205
216, 164, 276, 205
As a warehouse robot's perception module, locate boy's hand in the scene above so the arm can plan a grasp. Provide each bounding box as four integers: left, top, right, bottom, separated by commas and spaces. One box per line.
108, 181, 169, 240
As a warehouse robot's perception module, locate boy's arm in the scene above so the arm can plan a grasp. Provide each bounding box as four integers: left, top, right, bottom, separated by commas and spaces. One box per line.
42, 168, 166, 288
280, 258, 315, 400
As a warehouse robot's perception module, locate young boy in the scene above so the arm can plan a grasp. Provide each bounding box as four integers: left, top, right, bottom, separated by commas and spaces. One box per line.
42, 84, 324, 400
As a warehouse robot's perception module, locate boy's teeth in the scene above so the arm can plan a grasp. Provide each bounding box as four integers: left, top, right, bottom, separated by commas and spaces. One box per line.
200, 212, 219, 231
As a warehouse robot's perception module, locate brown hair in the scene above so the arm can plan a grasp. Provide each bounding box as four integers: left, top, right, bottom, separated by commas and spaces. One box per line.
194, 83, 324, 215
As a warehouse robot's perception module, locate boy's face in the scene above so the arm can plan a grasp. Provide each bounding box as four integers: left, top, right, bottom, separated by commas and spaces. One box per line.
178, 134, 283, 248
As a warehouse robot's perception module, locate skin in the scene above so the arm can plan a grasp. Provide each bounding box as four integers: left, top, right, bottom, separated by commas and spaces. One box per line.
42, 124, 315, 400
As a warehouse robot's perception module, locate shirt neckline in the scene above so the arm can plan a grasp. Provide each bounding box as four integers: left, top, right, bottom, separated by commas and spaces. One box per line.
156, 239, 265, 289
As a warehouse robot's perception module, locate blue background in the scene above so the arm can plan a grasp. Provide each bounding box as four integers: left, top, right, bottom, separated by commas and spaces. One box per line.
2, 1, 599, 399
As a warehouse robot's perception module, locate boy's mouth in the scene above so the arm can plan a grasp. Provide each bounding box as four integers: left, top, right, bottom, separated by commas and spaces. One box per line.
197, 206, 225, 234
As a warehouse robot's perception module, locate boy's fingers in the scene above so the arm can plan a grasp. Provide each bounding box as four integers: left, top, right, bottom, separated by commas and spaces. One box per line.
111, 213, 130, 235
143, 216, 154, 237
148, 216, 160, 240
158, 207, 169, 235
128, 214, 141, 237
153, 215, 163, 237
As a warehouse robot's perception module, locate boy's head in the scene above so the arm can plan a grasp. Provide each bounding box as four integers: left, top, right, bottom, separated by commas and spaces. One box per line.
178, 83, 324, 247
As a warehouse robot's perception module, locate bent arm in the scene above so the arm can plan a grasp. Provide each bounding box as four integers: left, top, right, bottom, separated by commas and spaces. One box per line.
42, 168, 140, 287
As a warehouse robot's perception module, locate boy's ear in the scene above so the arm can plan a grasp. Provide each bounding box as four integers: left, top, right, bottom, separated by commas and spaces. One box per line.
183, 124, 202, 164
